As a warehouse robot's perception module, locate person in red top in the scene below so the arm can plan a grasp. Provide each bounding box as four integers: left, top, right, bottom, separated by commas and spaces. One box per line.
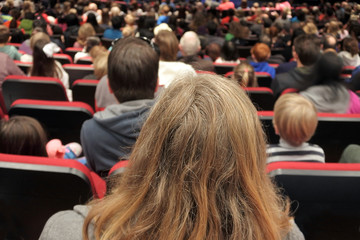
218, 0, 235, 11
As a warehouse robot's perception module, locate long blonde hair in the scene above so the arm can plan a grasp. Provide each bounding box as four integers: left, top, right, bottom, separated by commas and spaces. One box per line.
84, 74, 291, 240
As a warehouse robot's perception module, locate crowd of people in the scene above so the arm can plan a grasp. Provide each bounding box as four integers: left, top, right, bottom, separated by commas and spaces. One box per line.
1, 0, 360, 238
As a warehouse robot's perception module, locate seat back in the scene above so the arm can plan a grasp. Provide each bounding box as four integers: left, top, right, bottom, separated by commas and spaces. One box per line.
236, 46, 252, 58
63, 64, 94, 87
2, 75, 68, 111
258, 111, 360, 162
76, 56, 93, 65
64, 47, 83, 60
267, 161, 360, 240
256, 72, 273, 88
101, 37, 113, 49
0, 153, 105, 240
72, 79, 99, 110
53, 53, 73, 64
245, 87, 275, 110
14, 60, 32, 74
213, 63, 237, 75
8, 100, 93, 143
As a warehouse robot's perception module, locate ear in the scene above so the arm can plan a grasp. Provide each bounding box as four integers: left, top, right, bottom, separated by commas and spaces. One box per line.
273, 122, 280, 135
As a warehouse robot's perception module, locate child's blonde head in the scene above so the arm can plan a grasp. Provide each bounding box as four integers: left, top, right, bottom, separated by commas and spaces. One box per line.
273, 94, 318, 146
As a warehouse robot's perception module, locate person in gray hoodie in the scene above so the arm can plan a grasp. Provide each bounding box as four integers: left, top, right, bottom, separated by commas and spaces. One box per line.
80, 37, 159, 177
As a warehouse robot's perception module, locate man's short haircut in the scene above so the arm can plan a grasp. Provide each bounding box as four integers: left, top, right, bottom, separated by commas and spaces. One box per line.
179, 31, 200, 56
293, 34, 320, 66
111, 15, 124, 29
0, 25, 10, 43
274, 93, 318, 147
251, 43, 270, 62
108, 37, 159, 103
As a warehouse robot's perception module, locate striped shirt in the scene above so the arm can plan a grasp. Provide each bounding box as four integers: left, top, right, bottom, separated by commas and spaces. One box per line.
266, 139, 325, 164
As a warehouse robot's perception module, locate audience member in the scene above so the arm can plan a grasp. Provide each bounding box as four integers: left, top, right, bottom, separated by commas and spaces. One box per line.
154, 30, 196, 88
87, 12, 105, 34
205, 42, 221, 62
0, 52, 24, 91
300, 52, 360, 113
250, 43, 276, 79
103, 16, 124, 40
0, 25, 22, 60
272, 34, 320, 97
81, 37, 159, 177
215, 40, 240, 63
74, 36, 101, 63
339, 144, 360, 163
40, 73, 304, 240
338, 37, 360, 67
178, 31, 214, 72
74, 23, 96, 48
267, 93, 325, 164
0, 116, 48, 157
30, 32, 71, 101
233, 61, 258, 87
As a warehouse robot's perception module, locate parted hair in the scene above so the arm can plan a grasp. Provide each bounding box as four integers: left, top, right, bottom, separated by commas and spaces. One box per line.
274, 93, 318, 147
84, 74, 291, 240
0, 116, 48, 156
233, 61, 257, 87
108, 37, 159, 102
155, 30, 179, 61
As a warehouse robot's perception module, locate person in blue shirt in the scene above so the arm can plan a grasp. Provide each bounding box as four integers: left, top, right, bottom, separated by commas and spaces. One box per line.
103, 16, 124, 40
250, 43, 276, 79
157, 5, 170, 25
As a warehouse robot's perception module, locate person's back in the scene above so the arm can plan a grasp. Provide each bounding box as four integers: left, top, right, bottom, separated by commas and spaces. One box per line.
267, 94, 325, 164
0, 25, 22, 60
271, 34, 320, 97
80, 37, 159, 177
249, 43, 276, 79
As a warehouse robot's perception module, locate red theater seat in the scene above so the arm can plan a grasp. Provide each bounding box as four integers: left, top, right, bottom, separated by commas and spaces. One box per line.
2, 75, 69, 111
0, 153, 105, 239
72, 79, 99, 111
267, 161, 360, 240
8, 100, 93, 143
63, 64, 94, 87
244, 87, 275, 111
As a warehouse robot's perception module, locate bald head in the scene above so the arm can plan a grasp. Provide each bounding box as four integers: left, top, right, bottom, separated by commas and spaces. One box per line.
179, 31, 201, 56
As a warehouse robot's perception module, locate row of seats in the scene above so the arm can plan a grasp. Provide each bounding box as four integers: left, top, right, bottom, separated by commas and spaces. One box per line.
1, 152, 360, 240
1, 96, 359, 162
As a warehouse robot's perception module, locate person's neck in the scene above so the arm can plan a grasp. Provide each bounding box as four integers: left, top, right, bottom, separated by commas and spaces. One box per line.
296, 60, 304, 68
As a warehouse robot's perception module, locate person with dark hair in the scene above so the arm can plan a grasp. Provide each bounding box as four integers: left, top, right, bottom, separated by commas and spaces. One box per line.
271, 34, 320, 97
80, 37, 159, 177
103, 16, 124, 40
300, 52, 360, 113
18, 11, 35, 35
215, 40, 240, 63
63, 13, 80, 48
0, 116, 48, 157
204, 21, 224, 47
87, 12, 104, 34
338, 37, 360, 67
30, 32, 71, 100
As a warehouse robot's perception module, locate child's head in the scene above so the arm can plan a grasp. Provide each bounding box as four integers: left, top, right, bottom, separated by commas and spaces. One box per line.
0, 116, 48, 156
273, 94, 318, 147
251, 43, 270, 62
233, 61, 257, 87
0, 25, 11, 44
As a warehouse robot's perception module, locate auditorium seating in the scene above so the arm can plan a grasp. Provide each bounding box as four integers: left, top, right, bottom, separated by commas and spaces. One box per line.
258, 111, 360, 162
14, 60, 32, 74
267, 161, 360, 240
72, 79, 99, 110
62, 64, 94, 87
53, 53, 73, 65
2, 75, 69, 111
0, 153, 105, 240
213, 62, 237, 75
76, 56, 93, 65
245, 87, 275, 110
256, 72, 273, 88
8, 100, 93, 143
64, 47, 83, 60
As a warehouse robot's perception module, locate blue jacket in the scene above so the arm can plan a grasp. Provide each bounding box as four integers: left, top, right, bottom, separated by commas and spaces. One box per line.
250, 61, 276, 79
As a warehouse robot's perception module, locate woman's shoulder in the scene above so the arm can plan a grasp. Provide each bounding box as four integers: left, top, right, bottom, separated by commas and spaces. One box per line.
39, 205, 94, 240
